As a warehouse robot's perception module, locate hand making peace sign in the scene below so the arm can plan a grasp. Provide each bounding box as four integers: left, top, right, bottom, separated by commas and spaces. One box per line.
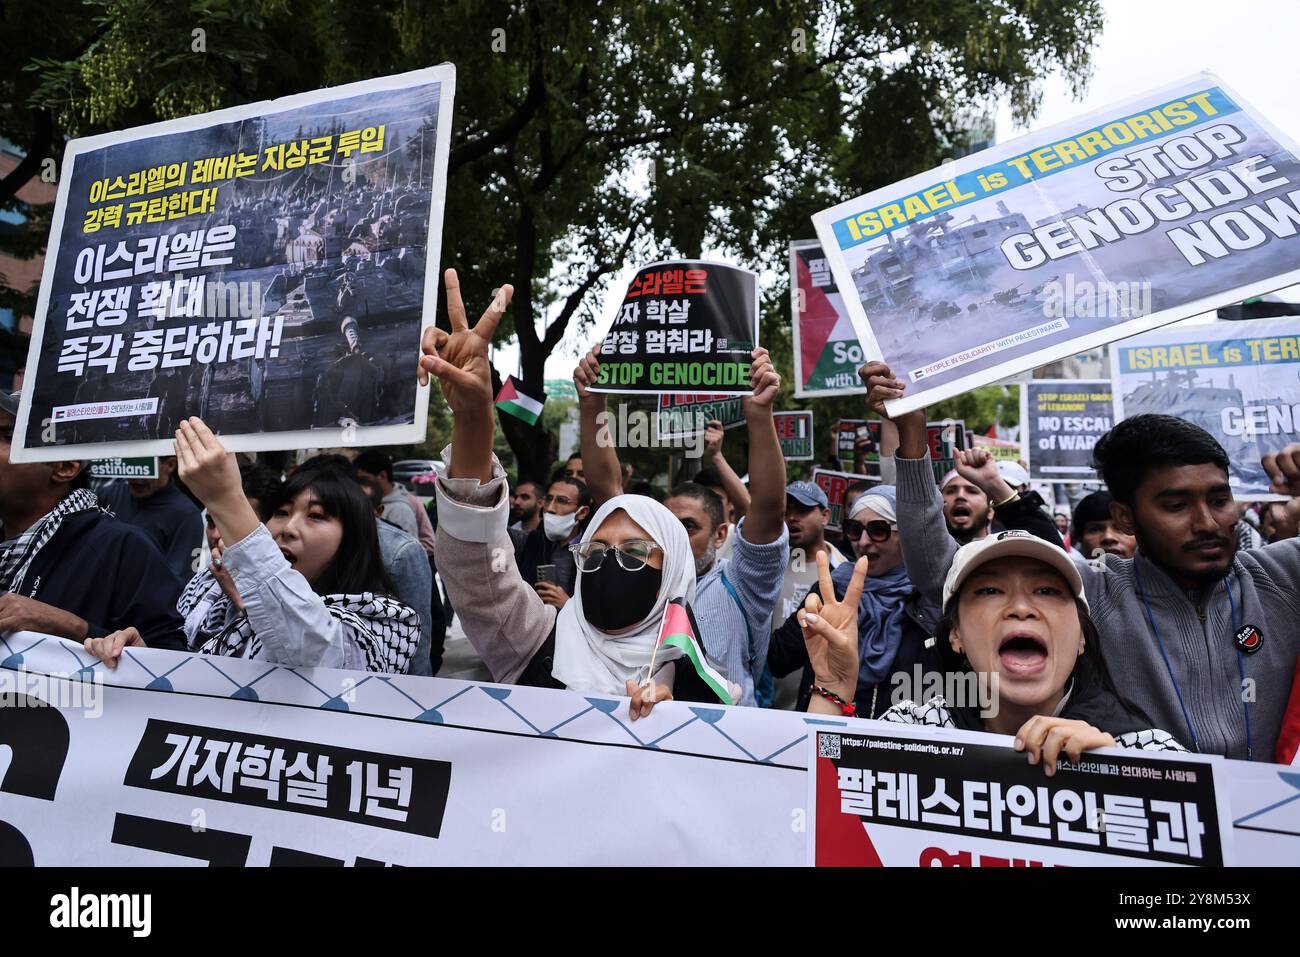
418, 269, 514, 416
798, 550, 869, 704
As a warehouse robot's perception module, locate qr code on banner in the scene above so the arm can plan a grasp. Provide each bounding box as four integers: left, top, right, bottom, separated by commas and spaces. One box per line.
818, 734, 841, 759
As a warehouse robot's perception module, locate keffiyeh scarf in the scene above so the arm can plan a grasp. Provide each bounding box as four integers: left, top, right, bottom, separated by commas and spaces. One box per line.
0, 488, 106, 593
178, 570, 419, 674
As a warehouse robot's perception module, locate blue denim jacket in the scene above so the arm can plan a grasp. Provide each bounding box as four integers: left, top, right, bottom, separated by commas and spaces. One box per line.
376, 520, 433, 675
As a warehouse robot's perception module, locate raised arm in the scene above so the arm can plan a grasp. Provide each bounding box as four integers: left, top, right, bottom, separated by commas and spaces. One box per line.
738, 347, 785, 544
174, 417, 353, 669
434, 451, 558, 683
861, 361, 954, 610
953, 447, 1064, 547
1256, 443, 1300, 622
574, 346, 624, 508
875, 419, 900, 485
703, 419, 751, 519
422, 271, 559, 682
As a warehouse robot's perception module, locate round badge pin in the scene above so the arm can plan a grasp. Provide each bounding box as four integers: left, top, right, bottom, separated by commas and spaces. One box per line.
1234, 624, 1263, 655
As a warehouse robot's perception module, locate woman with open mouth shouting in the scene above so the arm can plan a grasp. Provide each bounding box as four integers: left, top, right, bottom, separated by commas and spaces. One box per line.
801, 531, 1185, 774
84, 417, 419, 674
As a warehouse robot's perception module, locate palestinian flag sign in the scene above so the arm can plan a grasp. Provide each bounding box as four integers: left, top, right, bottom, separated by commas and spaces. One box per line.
495, 376, 545, 426
657, 598, 734, 705
791, 240, 865, 397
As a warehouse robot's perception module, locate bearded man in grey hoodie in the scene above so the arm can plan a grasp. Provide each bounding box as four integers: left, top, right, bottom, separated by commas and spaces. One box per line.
863, 360, 1300, 763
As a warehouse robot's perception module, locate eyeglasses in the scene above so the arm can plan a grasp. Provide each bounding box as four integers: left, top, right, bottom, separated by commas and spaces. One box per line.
842, 519, 897, 543
542, 494, 577, 508
570, 539, 662, 572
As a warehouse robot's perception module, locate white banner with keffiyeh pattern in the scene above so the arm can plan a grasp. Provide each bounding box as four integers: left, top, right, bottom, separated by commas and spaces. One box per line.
0, 633, 1295, 865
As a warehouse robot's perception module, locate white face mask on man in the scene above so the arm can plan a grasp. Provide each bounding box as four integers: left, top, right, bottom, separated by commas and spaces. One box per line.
544, 510, 579, 543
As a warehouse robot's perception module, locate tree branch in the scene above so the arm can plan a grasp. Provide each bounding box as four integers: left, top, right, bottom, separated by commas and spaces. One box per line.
0, 111, 52, 206
540, 211, 645, 352
512, 199, 540, 349
448, 1, 548, 172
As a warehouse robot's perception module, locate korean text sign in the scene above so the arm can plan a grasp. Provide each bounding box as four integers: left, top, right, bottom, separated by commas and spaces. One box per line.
591, 261, 759, 396
811, 727, 1229, 867
14, 65, 456, 462
1, 634, 1294, 865
812, 73, 1300, 415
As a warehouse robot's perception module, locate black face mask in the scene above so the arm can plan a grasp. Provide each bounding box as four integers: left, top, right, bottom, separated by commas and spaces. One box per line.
580, 555, 662, 632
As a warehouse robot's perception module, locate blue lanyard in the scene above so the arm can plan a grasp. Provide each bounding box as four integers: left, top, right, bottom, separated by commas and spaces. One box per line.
1133, 562, 1252, 759
719, 570, 757, 670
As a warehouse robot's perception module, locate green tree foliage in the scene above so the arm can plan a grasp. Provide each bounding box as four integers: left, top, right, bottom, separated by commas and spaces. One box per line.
2, 0, 1099, 472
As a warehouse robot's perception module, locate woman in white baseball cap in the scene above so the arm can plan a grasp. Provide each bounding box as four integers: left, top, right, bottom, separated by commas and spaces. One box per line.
801, 530, 1185, 773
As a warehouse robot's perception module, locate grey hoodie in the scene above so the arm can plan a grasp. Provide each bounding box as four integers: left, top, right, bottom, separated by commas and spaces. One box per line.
896, 452, 1300, 761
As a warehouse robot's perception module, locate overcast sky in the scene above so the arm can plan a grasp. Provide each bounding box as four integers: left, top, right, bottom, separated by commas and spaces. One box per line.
497, 0, 1300, 381
996, 0, 1300, 141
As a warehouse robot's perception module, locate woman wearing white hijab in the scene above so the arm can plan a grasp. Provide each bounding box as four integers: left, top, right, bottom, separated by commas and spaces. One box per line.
420, 270, 722, 718
549, 494, 699, 694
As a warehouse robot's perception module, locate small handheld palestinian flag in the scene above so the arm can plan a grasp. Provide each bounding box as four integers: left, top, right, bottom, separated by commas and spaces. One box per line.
653, 598, 734, 705
495, 376, 545, 426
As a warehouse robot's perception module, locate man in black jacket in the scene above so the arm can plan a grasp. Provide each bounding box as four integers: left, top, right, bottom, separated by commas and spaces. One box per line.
0, 393, 187, 650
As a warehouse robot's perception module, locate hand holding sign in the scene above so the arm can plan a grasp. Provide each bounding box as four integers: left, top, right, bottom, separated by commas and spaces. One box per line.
744, 347, 780, 411
625, 678, 673, 722
573, 346, 603, 404
1014, 715, 1116, 777
862, 361, 926, 456
798, 551, 869, 704
860, 361, 909, 420
83, 627, 146, 670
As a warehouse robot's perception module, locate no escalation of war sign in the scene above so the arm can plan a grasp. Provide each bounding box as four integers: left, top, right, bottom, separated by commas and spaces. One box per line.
590, 261, 759, 396
1020, 380, 1112, 482
1111, 315, 1300, 499
12, 65, 457, 463
812, 71, 1300, 416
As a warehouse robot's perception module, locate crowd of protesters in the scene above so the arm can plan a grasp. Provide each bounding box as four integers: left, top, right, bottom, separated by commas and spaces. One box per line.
12, 267, 1294, 770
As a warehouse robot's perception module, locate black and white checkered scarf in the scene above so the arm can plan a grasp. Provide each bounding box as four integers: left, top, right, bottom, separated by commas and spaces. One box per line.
0, 488, 106, 593
178, 569, 418, 674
